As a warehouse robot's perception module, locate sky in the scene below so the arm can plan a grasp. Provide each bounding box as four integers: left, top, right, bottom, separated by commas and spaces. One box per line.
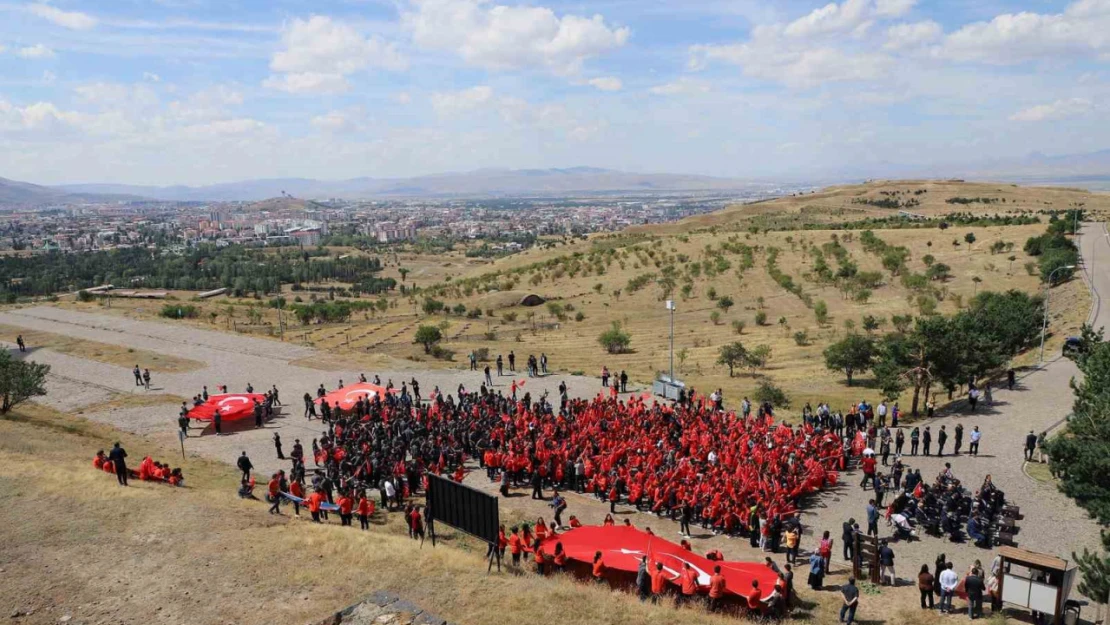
1, 0, 1109, 186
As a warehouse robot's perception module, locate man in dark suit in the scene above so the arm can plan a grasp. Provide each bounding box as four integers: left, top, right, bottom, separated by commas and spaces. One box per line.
108, 442, 128, 486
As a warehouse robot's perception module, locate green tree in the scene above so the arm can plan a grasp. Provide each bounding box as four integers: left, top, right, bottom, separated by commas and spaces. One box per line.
824, 333, 876, 386
964, 232, 976, 250
731, 319, 746, 335
422, 298, 445, 316
717, 342, 747, 377
814, 300, 829, 325
0, 350, 50, 413
413, 325, 443, 354
717, 296, 734, 313
755, 311, 768, 326
598, 321, 632, 354
745, 344, 772, 375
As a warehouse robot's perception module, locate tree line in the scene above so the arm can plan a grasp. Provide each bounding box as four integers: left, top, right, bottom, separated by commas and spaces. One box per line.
822, 289, 1043, 415
0, 245, 391, 300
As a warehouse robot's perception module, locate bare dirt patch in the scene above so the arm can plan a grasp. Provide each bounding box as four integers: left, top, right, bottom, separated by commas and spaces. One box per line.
0, 323, 205, 373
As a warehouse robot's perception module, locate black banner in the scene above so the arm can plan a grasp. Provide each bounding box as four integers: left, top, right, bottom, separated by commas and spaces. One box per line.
425, 473, 499, 545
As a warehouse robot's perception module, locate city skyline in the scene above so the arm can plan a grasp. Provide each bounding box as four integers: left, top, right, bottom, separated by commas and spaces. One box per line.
2, 0, 1109, 186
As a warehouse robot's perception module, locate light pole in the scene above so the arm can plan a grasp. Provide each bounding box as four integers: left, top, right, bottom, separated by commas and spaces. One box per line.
1040, 264, 1077, 362
666, 300, 676, 381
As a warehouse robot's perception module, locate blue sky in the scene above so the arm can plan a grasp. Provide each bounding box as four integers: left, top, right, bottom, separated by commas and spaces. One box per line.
0, 0, 1108, 185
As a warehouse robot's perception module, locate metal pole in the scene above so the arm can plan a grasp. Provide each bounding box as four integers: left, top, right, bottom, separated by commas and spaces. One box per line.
669, 304, 675, 381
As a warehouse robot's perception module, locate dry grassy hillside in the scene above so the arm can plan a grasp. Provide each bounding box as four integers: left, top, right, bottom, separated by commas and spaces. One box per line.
52, 180, 1103, 411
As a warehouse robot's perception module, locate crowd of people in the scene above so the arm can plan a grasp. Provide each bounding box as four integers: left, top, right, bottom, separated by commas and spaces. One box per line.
93, 442, 183, 487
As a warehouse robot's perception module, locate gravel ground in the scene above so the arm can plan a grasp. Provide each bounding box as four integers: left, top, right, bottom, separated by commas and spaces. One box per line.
1, 223, 1106, 592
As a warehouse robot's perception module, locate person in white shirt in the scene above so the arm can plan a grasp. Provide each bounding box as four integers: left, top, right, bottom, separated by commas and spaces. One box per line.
877, 402, 888, 426
939, 562, 960, 613
969, 426, 982, 456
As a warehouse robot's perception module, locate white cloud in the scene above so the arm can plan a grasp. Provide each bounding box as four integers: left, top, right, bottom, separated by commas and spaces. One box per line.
689, 0, 906, 88
883, 20, 941, 50
264, 15, 406, 94
41, 70, 56, 84
939, 0, 1110, 64
16, 44, 56, 59
587, 77, 622, 91
75, 82, 160, 109
394, 92, 412, 104
311, 111, 353, 132
649, 77, 711, 96
142, 72, 162, 82
27, 3, 98, 30
1009, 98, 1093, 121
405, 0, 629, 75
431, 85, 494, 116
0, 44, 6, 54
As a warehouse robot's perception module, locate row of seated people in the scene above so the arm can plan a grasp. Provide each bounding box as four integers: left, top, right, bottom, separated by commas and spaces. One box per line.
93, 451, 184, 486
887, 470, 1011, 548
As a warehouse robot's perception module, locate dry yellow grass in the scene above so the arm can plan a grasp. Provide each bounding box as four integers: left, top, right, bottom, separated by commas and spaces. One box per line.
0, 323, 205, 373
0, 402, 998, 625
46, 181, 1105, 411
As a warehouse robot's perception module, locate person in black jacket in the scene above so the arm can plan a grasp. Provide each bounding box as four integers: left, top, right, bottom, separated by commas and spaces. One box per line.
237, 451, 253, 481
108, 442, 128, 486
842, 518, 856, 561
964, 567, 986, 619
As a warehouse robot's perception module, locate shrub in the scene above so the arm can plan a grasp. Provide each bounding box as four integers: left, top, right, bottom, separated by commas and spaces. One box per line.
793, 330, 809, 346
732, 320, 746, 335
474, 347, 491, 361
76, 290, 95, 303
503, 311, 518, 323
598, 321, 632, 354
814, 300, 829, 325
160, 304, 199, 319
429, 345, 455, 361
710, 311, 721, 325
413, 325, 443, 353
575, 311, 586, 322
754, 379, 790, 407
755, 311, 768, 326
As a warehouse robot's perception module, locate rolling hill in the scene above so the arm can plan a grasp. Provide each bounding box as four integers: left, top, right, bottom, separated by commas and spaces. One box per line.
0, 176, 145, 208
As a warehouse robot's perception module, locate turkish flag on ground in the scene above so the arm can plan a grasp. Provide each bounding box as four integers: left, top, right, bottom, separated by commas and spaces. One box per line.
186, 393, 267, 421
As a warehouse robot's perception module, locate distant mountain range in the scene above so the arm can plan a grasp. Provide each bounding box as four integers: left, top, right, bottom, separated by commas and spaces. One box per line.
0, 176, 143, 207
6, 153, 1110, 207
54, 167, 766, 202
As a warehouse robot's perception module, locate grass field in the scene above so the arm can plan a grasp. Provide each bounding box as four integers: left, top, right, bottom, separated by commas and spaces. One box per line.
0, 401, 967, 625
45, 180, 1108, 411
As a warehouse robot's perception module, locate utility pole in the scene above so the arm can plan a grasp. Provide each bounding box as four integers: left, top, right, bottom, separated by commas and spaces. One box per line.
666, 300, 676, 380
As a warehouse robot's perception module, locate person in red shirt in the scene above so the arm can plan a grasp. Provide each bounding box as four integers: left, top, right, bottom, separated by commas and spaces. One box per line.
534, 517, 548, 542
289, 480, 304, 516
603, 513, 615, 526
650, 562, 667, 603
708, 565, 727, 612
93, 451, 106, 470
569, 516, 582, 528
533, 538, 547, 575
306, 490, 323, 523
497, 525, 509, 558
592, 551, 607, 585
337, 493, 354, 526
860, 454, 876, 489
357, 494, 374, 530
747, 579, 764, 617
508, 527, 523, 567
409, 506, 425, 541
553, 542, 567, 572
267, 473, 281, 515
680, 538, 692, 551
679, 563, 699, 606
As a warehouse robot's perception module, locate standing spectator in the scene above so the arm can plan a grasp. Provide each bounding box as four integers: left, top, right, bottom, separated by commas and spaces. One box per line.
469, 351, 477, 371
213, 410, 222, 436
954, 424, 964, 455
918, 564, 935, 609
620, 370, 628, 393
939, 562, 959, 614
808, 550, 825, 590
784, 525, 800, 564
484, 365, 493, 386
910, 427, 920, 455
969, 387, 980, 411
840, 578, 860, 625
133, 365, 142, 386
895, 429, 905, 455
508, 350, 515, 373
969, 426, 981, 456
985, 383, 993, 406
1024, 431, 1038, 461
878, 540, 896, 586
937, 425, 948, 457
108, 442, 128, 486
1037, 431, 1048, 463
965, 567, 986, 619
540, 353, 548, 375
142, 368, 151, 390
237, 451, 253, 482
922, 426, 933, 456
274, 432, 284, 460
866, 500, 879, 537
1007, 368, 1016, 390
842, 518, 857, 562
16, 334, 25, 352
